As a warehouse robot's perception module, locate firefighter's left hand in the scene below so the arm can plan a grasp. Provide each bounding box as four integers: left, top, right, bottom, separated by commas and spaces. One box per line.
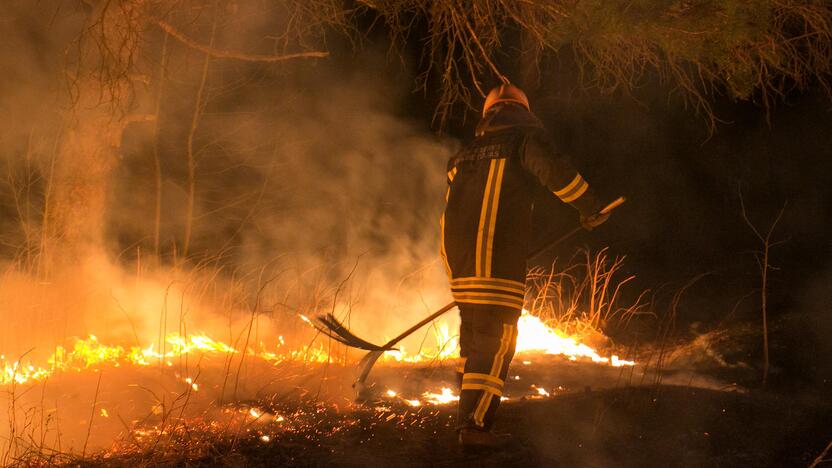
580, 211, 610, 231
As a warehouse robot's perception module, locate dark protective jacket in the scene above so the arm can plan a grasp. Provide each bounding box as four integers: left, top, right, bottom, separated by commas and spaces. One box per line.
440, 105, 602, 310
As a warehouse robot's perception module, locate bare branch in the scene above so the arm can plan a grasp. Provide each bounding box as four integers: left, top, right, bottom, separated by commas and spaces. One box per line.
156, 20, 329, 62
810, 438, 832, 468
738, 187, 764, 243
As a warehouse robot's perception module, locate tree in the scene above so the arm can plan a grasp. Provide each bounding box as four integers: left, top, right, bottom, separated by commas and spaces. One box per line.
43, 0, 333, 274
359, 0, 832, 130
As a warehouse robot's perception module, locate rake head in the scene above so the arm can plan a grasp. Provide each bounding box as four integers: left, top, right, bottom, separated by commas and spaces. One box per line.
312, 314, 397, 352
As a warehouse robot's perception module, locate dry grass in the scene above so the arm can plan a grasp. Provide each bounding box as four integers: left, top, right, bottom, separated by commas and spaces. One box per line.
525, 247, 651, 341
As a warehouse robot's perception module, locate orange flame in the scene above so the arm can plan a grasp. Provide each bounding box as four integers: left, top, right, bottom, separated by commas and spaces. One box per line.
1, 310, 632, 387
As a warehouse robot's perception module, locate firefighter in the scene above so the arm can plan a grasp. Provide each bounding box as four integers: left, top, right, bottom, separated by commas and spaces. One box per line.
441, 83, 609, 449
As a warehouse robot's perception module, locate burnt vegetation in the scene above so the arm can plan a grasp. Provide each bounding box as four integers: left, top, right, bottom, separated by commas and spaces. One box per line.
0, 0, 831, 466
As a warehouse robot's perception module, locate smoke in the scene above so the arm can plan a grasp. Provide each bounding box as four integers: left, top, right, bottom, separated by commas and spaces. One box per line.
0, 0, 460, 359
0, 2, 462, 457
2, 1, 830, 461
121, 49, 458, 349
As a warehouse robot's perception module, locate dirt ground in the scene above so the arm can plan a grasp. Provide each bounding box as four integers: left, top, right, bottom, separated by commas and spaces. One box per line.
70, 357, 832, 468
15, 315, 831, 467
81, 384, 823, 468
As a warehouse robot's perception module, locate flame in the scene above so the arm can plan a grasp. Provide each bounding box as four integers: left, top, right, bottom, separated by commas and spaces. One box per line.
382, 309, 634, 367
382, 321, 458, 363
1, 332, 331, 387
514, 311, 634, 367
1, 309, 631, 388
422, 387, 459, 405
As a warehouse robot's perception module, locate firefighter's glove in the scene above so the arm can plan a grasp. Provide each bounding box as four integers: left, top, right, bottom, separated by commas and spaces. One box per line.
580, 211, 610, 231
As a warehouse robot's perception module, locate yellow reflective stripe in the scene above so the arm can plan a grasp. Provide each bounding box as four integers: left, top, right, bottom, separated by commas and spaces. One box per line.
475, 160, 498, 277
474, 325, 513, 424
448, 166, 458, 182
452, 277, 524, 290
553, 173, 583, 197
462, 383, 503, 396
452, 284, 525, 295
490, 324, 514, 376
472, 324, 515, 427
452, 297, 524, 309
561, 180, 589, 203
484, 159, 506, 277
451, 293, 524, 309
453, 291, 523, 302
463, 373, 504, 386
440, 168, 456, 278
440, 213, 451, 278
472, 393, 493, 427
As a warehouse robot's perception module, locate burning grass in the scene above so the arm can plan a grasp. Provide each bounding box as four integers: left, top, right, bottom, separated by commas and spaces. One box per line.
0, 248, 647, 464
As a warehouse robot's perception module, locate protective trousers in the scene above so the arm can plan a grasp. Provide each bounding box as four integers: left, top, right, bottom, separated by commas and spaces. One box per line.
457, 304, 520, 431
441, 155, 532, 431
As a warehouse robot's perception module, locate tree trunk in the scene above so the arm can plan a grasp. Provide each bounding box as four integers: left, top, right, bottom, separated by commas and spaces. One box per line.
42, 1, 145, 275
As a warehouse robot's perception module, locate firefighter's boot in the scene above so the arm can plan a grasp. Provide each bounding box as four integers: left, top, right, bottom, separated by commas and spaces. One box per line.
458, 427, 511, 452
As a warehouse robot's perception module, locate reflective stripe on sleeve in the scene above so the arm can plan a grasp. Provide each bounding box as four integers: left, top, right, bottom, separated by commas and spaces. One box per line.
554, 173, 589, 203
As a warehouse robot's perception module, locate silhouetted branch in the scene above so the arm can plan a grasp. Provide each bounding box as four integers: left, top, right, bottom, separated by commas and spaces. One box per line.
156, 20, 329, 62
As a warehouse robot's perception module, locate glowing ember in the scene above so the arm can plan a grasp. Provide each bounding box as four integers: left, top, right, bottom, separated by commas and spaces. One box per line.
611, 355, 636, 367
422, 387, 459, 405
535, 386, 550, 397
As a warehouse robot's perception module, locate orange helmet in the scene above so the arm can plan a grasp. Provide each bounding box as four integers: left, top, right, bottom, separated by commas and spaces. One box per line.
482, 83, 529, 116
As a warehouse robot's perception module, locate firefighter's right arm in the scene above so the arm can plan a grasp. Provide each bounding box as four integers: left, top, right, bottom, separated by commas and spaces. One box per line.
520, 129, 602, 218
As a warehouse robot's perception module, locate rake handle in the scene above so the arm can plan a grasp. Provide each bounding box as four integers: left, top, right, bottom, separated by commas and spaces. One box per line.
384, 301, 457, 348
527, 196, 626, 260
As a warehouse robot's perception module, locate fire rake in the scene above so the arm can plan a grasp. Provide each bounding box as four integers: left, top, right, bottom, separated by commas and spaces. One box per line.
312, 197, 626, 395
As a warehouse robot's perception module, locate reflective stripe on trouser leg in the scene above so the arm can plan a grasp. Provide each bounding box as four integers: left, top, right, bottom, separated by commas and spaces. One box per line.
471, 323, 515, 427
457, 305, 520, 431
